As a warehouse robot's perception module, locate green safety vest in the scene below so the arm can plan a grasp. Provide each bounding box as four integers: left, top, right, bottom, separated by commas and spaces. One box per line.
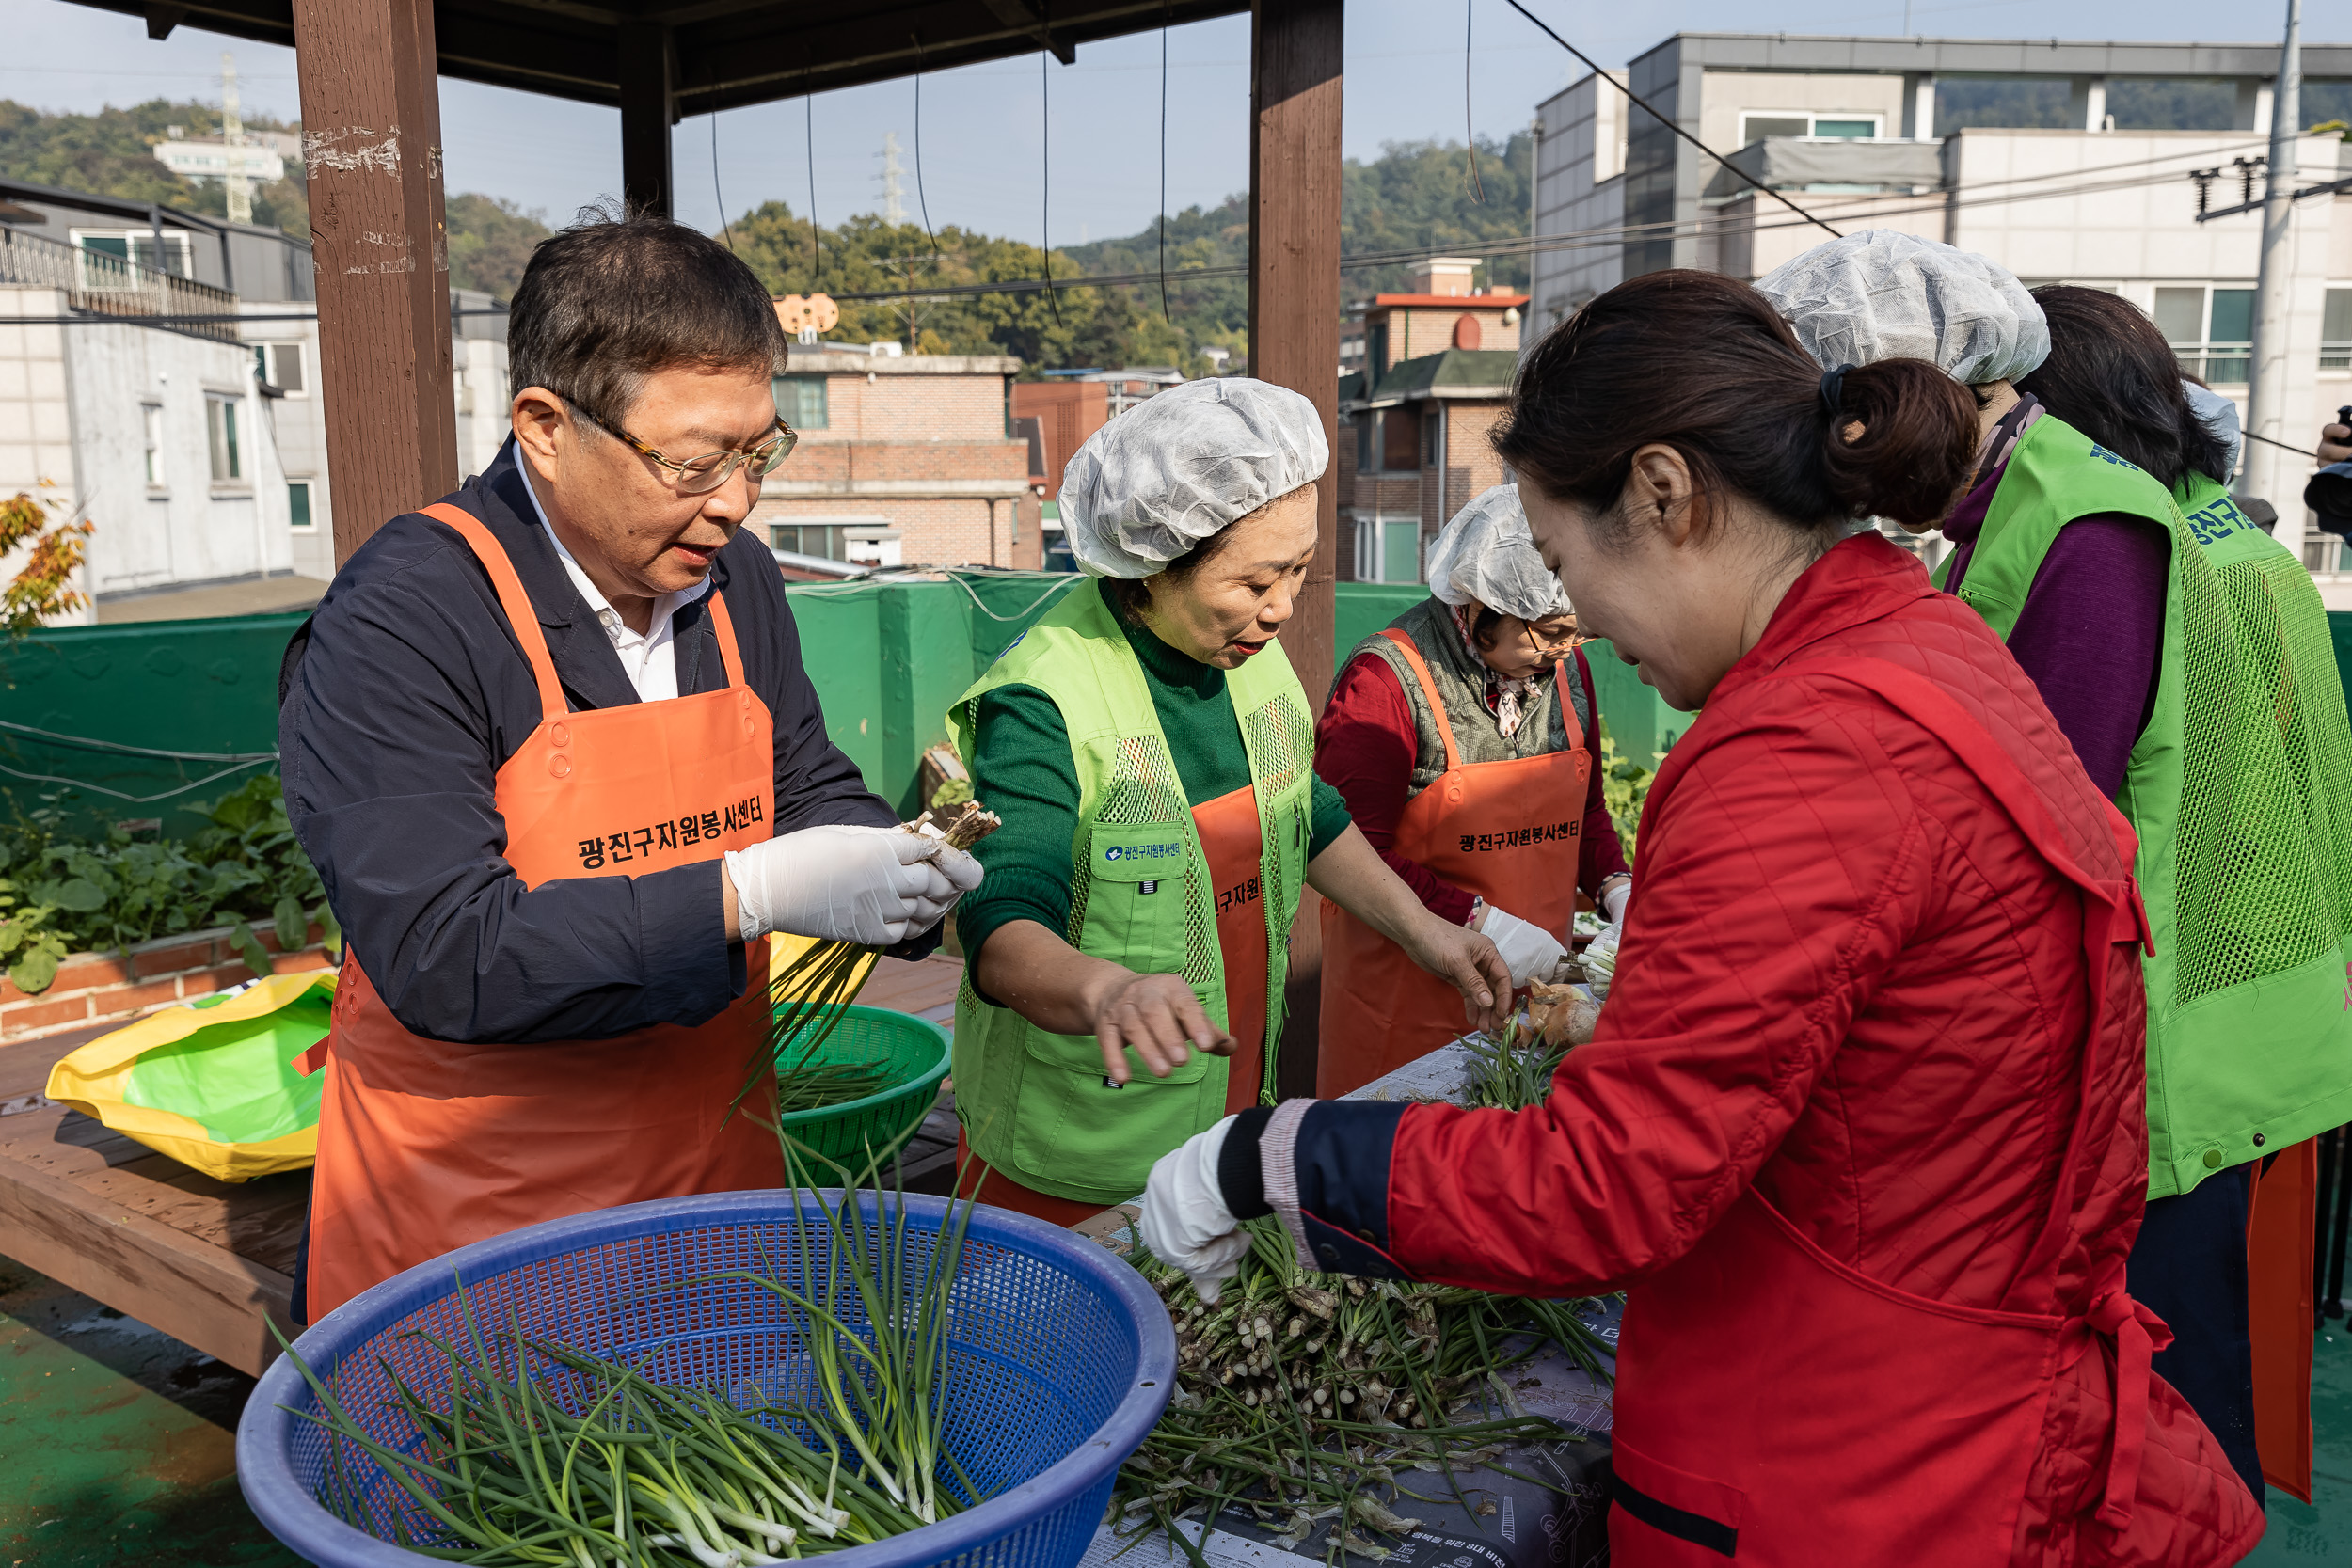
946, 579, 1316, 1205
1939, 415, 2352, 1196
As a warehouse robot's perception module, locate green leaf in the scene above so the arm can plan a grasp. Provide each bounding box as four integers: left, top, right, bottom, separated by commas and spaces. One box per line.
274, 893, 306, 952
230, 920, 273, 981
50, 878, 104, 912
8, 946, 58, 995
314, 901, 342, 962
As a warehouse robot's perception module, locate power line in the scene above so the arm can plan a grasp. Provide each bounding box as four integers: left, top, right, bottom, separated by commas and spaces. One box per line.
1499, 0, 1841, 240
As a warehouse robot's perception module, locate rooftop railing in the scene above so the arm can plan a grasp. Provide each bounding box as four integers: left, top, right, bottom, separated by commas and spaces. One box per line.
0, 227, 239, 342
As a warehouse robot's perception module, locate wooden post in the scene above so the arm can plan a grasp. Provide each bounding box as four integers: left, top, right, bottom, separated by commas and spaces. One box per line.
292, 0, 457, 566
1248, 0, 1343, 1100
619, 24, 677, 219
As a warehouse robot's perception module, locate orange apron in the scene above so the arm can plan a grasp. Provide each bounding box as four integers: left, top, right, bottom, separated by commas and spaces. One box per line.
964, 782, 1267, 1226
1317, 630, 1590, 1097
2249, 1138, 2316, 1501
299, 504, 783, 1320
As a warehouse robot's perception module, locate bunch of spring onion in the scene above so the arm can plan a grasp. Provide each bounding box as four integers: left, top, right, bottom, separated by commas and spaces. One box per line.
1112, 1219, 1613, 1567
1460, 978, 1598, 1112
276, 1137, 988, 1566
739, 803, 1002, 1123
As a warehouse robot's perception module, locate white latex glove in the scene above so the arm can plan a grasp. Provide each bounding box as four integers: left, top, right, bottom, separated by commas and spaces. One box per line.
1601, 878, 1632, 926
724, 825, 958, 945
1582, 920, 1623, 1001
1480, 905, 1570, 989
905, 841, 985, 935
1138, 1117, 1251, 1305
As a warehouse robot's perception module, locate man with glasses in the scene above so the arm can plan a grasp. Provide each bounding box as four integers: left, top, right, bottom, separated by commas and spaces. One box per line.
278, 211, 979, 1320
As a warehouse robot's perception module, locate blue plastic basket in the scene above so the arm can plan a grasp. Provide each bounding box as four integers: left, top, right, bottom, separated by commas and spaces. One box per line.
237, 1191, 1175, 1568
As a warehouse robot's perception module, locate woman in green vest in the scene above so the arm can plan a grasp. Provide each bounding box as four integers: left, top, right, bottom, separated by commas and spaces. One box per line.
2013, 284, 2352, 1506
1762, 234, 2352, 1506
949, 379, 1510, 1225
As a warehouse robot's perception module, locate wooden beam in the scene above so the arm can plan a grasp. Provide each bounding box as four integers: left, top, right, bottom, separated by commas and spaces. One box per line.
619, 23, 679, 218
1248, 0, 1341, 1100
294, 0, 459, 566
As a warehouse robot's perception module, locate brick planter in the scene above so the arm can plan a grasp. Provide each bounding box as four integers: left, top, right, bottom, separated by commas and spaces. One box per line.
0, 923, 335, 1043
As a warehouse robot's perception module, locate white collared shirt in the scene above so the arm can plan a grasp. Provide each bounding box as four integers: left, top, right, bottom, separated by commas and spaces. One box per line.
517, 465, 711, 702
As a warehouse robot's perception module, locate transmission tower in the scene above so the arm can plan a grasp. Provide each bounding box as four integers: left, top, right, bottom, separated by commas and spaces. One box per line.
221, 53, 251, 226
879, 132, 907, 225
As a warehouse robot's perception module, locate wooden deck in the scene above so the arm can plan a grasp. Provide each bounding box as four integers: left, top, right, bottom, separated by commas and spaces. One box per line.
0, 953, 969, 1377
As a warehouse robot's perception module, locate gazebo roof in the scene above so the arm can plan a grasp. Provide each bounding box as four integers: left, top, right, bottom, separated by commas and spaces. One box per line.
68, 0, 1248, 111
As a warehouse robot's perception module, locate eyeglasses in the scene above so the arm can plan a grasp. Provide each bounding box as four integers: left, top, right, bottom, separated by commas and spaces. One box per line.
568, 399, 797, 495
1526, 621, 1586, 657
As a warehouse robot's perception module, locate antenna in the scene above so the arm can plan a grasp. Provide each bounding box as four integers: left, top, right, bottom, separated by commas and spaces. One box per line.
220, 52, 250, 226
880, 132, 907, 225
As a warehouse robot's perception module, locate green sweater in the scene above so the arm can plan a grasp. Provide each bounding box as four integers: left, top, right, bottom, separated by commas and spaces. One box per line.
959, 611, 1351, 971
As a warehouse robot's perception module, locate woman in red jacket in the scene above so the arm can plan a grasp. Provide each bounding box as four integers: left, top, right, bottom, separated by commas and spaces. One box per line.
1140, 271, 2262, 1565
1314, 483, 1631, 1095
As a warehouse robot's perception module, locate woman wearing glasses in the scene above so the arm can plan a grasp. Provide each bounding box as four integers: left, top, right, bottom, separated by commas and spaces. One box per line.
278, 213, 978, 1322
1312, 484, 1629, 1094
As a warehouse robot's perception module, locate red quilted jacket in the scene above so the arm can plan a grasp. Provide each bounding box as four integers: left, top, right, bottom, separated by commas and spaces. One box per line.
1375, 536, 2261, 1563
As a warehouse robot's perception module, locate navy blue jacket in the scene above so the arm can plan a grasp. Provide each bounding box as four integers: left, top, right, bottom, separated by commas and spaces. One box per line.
279, 441, 909, 1045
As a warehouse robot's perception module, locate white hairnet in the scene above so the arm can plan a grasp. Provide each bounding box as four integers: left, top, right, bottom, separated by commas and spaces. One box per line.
1059, 377, 1328, 579
1423, 485, 1571, 622
2185, 382, 2242, 482
1753, 230, 2049, 386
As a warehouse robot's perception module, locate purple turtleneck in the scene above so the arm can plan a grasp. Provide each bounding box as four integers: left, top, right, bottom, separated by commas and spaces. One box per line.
1940, 396, 2170, 800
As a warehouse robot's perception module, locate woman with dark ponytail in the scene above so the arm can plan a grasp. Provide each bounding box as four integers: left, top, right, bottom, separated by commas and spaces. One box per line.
2020, 283, 2352, 1514
1136, 269, 2260, 1565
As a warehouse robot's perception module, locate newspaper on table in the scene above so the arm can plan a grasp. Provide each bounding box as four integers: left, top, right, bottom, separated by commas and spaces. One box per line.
1078, 1039, 1618, 1568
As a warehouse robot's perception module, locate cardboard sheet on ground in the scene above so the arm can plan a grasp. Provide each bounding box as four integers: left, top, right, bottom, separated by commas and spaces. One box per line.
44, 970, 337, 1182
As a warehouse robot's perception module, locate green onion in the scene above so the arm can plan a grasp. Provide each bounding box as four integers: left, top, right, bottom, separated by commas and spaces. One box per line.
1115, 1219, 1614, 1568
273, 1132, 992, 1564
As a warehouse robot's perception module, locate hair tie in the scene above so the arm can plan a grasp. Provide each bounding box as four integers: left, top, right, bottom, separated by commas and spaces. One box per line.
1820, 364, 1852, 422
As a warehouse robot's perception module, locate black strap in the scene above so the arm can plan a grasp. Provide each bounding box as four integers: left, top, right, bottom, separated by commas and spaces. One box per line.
1613, 1472, 1739, 1557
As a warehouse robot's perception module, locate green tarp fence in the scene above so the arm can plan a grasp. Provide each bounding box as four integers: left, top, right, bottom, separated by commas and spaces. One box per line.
16, 584, 2345, 835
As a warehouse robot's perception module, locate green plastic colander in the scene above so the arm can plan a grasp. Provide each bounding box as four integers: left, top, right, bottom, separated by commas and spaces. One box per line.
769, 1004, 951, 1165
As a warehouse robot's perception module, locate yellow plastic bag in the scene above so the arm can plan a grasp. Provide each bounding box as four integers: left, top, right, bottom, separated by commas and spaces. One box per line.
44, 971, 336, 1184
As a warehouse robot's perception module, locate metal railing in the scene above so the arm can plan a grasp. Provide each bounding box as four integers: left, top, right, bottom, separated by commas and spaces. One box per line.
2172, 342, 2252, 386
0, 228, 238, 342
2324, 341, 2351, 373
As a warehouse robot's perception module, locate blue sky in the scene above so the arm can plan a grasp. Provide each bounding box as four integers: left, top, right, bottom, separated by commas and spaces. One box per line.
3, 0, 2338, 245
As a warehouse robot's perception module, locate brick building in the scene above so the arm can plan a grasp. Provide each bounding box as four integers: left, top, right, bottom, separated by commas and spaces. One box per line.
1339, 258, 1528, 381
1335, 348, 1519, 586
754, 347, 1042, 570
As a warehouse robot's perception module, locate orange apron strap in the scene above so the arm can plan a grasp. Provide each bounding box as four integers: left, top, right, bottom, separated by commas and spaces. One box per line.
422, 502, 565, 724
1378, 629, 1461, 772
705, 583, 747, 689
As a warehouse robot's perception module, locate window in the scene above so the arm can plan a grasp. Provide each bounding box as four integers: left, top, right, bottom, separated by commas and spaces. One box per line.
2323, 288, 2352, 374
206, 396, 242, 483
1349, 414, 1371, 473
773, 375, 829, 430
288, 480, 314, 531
1350, 515, 1424, 584
2153, 285, 2257, 384
771, 522, 846, 560
71, 230, 193, 284
1381, 405, 1422, 471
1739, 112, 1883, 144
142, 403, 164, 487
254, 342, 305, 395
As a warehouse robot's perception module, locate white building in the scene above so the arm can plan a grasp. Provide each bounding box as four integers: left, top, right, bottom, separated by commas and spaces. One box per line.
0, 179, 510, 608
1531, 35, 2352, 593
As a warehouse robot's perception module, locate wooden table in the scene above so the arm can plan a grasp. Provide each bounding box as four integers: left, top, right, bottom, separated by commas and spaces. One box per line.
0, 953, 968, 1377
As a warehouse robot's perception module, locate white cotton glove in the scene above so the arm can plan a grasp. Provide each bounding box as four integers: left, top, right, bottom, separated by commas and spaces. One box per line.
1582, 920, 1623, 1001
1601, 878, 1632, 926
1138, 1117, 1251, 1305
1480, 906, 1570, 989
724, 825, 975, 945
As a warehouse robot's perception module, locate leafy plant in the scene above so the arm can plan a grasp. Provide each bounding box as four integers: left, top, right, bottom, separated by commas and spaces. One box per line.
0, 773, 337, 992
0, 877, 67, 995
0, 483, 93, 636
1597, 722, 1655, 867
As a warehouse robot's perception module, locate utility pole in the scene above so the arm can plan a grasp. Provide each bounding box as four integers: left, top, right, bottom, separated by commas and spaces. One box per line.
879, 132, 906, 225
220, 52, 251, 227
2242, 0, 2300, 531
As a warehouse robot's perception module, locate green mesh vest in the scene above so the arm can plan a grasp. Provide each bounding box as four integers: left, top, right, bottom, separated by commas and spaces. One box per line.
1939, 416, 2352, 1196
946, 579, 1316, 1205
